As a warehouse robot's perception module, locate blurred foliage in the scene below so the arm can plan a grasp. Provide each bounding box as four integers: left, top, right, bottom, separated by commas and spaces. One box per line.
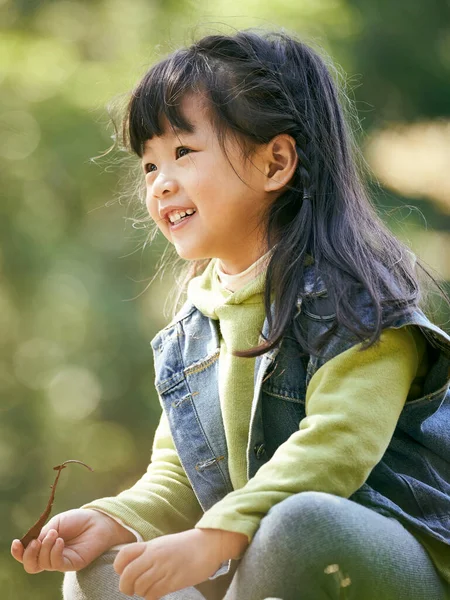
1, 0, 449, 597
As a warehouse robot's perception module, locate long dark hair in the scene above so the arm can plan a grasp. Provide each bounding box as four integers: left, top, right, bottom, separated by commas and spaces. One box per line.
113, 29, 448, 357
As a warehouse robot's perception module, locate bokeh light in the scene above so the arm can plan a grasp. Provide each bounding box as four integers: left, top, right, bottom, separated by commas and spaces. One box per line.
13, 338, 65, 390
365, 120, 450, 214
0, 110, 40, 160
46, 365, 102, 421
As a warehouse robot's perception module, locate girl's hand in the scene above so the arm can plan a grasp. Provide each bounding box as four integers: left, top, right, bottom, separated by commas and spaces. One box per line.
11, 508, 135, 573
114, 529, 226, 599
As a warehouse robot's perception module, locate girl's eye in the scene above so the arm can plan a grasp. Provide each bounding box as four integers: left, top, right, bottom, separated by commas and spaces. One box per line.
176, 147, 192, 159
144, 147, 192, 174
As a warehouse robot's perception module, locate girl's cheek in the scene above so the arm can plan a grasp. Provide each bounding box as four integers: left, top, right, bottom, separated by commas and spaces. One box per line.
145, 194, 158, 221
144, 194, 151, 215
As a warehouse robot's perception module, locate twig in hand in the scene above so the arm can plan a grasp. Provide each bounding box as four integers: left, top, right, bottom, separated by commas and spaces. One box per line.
20, 460, 93, 548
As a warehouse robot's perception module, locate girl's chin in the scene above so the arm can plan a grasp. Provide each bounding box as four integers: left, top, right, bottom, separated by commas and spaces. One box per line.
173, 244, 213, 262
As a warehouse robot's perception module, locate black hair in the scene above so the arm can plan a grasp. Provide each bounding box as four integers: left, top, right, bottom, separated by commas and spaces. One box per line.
115, 28, 449, 358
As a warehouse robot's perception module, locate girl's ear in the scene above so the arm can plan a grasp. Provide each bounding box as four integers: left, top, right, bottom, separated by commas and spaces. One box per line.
263, 134, 298, 193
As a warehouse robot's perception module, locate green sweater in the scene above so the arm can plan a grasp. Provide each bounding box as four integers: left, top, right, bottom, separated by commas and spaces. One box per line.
84, 258, 450, 583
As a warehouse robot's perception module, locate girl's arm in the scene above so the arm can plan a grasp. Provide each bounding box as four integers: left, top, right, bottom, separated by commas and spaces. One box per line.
193, 325, 426, 546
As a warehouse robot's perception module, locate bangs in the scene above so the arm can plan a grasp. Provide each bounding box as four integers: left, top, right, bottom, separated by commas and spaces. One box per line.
125, 50, 201, 157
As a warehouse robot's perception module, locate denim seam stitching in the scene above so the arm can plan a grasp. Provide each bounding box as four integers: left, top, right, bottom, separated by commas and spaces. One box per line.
185, 350, 221, 376
264, 389, 305, 403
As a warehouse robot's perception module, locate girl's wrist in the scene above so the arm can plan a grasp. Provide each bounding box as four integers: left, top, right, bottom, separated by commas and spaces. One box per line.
107, 519, 138, 546
196, 527, 249, 562
85, 509, 137, 547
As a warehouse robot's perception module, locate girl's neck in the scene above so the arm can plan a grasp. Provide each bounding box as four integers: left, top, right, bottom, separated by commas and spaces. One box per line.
216, 247, 275, 293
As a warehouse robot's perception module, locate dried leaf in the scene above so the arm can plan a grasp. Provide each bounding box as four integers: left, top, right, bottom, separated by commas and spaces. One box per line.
20, 460, 93, 548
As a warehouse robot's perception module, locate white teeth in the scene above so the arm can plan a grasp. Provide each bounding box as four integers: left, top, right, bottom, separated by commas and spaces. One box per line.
168, 209, 196, 223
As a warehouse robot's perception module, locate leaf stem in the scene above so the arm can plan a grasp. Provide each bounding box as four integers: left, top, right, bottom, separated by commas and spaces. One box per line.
20, 460, 93, 548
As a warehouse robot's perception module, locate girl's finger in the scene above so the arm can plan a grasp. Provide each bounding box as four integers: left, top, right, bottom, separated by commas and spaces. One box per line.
11, 539, 24, 563
113, 542, 146, 575
119, 556, 150, 597
37, 517, 61, 542
37, 525, 53, 542
133, 568, 160, 599
38, 529, 59, 570
22, 539, 43, 574
49, 537, 65, 571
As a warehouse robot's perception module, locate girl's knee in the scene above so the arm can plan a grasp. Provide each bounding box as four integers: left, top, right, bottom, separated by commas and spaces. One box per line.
255, 492, 358, 561
227, 493, 356, 599
264, 491, 347, 533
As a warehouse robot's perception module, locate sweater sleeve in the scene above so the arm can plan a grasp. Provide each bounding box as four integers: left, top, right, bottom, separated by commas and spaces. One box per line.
82, 409, 204, 541
194, 325, 427, 551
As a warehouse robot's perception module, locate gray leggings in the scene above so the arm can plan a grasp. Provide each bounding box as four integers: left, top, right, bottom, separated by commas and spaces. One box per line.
63, 491, 449, 600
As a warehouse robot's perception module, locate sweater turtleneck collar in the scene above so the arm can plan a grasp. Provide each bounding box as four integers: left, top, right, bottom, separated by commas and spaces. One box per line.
186, 247, 275, 320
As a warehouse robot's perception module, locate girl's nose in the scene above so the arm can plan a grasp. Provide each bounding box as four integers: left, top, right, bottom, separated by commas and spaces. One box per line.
152, 173, 179, 198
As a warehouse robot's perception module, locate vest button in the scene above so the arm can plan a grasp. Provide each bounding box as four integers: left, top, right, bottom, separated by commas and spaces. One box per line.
254, 443, 266, 459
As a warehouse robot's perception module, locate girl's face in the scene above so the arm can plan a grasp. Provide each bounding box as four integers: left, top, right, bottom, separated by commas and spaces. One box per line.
142, 94, 273, 274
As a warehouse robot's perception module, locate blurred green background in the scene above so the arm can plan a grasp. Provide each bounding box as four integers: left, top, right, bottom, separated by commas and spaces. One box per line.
1, 0, 449, 597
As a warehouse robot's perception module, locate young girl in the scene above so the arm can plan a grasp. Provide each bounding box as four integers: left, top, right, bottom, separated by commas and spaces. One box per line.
11, 29, 450, 600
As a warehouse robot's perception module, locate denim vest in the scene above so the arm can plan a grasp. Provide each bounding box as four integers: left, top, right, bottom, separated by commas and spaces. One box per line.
150, 265, 450, 577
